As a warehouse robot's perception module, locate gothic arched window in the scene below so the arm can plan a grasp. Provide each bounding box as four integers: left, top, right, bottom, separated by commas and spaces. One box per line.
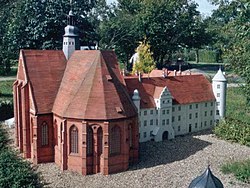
70, 125, 78, 154
109, 126, 121, 155
87, 127, 93, 155
41, 121, 48, 146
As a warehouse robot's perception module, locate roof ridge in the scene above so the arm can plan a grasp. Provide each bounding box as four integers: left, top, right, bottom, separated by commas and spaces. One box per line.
63, 52, 100, 117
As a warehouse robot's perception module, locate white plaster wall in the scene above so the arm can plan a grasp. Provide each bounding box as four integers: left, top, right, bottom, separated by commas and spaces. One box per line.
213, 81, 227, 119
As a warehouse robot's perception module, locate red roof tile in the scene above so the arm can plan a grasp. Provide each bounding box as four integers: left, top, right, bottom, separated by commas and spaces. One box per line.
53, 50, 137, 120
125, 75, 215, 108
20, 50, 67, 114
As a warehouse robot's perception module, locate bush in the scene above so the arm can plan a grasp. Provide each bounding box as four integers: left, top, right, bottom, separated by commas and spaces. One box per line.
214, 119, 250, 146
0, 101, 14, 121
0, 125, 41, 188
221, 159, 250, 183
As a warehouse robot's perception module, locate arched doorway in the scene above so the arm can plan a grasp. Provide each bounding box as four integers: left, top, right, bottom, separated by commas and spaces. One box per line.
162, 131, 169, 140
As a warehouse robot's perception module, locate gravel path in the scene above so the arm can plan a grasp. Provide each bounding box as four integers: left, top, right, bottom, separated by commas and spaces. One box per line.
35, 130, 250, 188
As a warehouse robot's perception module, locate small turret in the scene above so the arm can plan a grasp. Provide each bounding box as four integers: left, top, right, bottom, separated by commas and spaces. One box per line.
63, 9, 80, 60
132, 89, 140, 113
212, 68, 227, 120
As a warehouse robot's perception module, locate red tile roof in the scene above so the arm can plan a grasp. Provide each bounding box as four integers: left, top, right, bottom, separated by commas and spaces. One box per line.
53, 50, 137, 120
125, 75, 215, 108
20, 50, 67, 114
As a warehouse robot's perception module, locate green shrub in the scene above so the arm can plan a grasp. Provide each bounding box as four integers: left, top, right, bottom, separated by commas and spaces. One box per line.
0, 125, 41, 188
214, 119, 250, 146
221, 159, 250, 183
0, 101, 14, 121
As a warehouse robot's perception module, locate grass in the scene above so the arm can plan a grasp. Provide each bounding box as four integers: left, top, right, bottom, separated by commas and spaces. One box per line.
215, 87, 250, 183
221, 159, 250, 183
0, 80, 13, 102
226, 87, 250, 124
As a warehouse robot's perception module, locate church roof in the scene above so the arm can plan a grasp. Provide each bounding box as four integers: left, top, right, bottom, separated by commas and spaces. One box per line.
19, 50, 67, 114
53, 50, 137, 120
188, 166, 224, 188
125, 74, 215, 108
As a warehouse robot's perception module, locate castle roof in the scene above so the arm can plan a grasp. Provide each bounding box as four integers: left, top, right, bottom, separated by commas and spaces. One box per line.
53, 50, 137, 120
125, 74, 215, 108
18, 50, 67, 114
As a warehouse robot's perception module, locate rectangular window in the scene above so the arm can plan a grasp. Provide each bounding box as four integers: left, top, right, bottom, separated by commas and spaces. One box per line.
178, 126, 181, 131
172, 116, 175, 122
210, 110, 213, 116
201, 122, 203, 128
195, 123, 198, 128
211, 102, 213, 106
195, 112, 198, 118
216, 102, 220, 106
144, 110, 147, 116
162, 119, 166, 125
189, 105, 192, 109
178, 106, 181, 111
217, 84, 220, 89
166, 110, 169, 114
144, 132, 146, 138
166, 119, 169, 125
189, 114, 192, 119
172, 107, 175, 112
178, 115, 181, 121
144, 120, 147, 126
210, 120, 213, 125
217, 93, 220, 97
139, 121, 141, 127
150, 110, 153, 115
41, 122, 48, 146
162, 110, 165, 115
205, 103, 207, 107
205, 121, 207, 126
150, 119, 153, 125
216, 110, 220, 115
196, 104, 198, 108
205, 111, 207, 116
156, 110, 158, 114
156, 119, 158, 125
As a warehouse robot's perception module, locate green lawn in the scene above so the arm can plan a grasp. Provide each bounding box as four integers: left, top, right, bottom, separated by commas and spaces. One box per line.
226, 87, 250, 124
0, 80, 13, 102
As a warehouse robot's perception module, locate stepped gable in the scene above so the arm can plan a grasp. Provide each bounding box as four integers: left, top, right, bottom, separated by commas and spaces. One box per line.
125, 74, 215, 108
53, 50, 137, 120
19, 50, 67, 114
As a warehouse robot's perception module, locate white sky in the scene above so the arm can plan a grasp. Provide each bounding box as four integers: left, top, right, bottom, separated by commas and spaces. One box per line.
106, 0, 217, 16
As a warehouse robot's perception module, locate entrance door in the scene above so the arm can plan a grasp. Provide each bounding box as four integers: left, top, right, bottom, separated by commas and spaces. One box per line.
189, 124, 192, 132
162, 131, 169, 140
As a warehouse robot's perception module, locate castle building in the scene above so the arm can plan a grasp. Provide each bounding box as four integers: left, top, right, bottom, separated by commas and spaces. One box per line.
13, 10, 226, 175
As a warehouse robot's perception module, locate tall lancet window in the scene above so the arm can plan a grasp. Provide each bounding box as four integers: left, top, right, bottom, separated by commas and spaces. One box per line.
109, 126, 121, 155
70, 125, 78, 154
41, 122, 48, 146
87, 127, 93, 155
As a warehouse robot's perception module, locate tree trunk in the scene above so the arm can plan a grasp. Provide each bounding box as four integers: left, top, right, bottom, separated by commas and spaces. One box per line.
195, 49, 199, 63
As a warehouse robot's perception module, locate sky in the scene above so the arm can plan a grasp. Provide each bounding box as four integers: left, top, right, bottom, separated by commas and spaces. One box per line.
106, 0, 217, 16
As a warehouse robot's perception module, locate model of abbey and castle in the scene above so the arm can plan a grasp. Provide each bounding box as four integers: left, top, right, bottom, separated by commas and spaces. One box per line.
13, 10, 227, 175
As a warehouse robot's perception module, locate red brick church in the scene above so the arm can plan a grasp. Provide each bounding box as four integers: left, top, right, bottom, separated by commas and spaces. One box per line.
13, 10, 139, 175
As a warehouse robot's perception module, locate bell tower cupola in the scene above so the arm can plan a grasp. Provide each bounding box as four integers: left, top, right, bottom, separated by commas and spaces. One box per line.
63, 4, 80, 60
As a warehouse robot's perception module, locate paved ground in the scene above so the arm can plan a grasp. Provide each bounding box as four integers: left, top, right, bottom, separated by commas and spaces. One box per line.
32, 130, 250, 188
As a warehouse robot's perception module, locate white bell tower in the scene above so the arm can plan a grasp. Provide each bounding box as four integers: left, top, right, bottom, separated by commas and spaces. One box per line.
63, 9, 80, 60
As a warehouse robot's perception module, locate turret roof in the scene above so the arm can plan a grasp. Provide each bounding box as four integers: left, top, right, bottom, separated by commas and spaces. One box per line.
212, 69, 226, 82
188, 166, 224, 188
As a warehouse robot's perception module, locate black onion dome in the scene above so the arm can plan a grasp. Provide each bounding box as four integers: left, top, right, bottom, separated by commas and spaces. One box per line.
188, 166, 224, 188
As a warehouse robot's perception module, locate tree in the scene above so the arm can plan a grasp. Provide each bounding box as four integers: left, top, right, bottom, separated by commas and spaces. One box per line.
0, 0, 98, 75
132, 39, 155, 75
209, 0, 250, 104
